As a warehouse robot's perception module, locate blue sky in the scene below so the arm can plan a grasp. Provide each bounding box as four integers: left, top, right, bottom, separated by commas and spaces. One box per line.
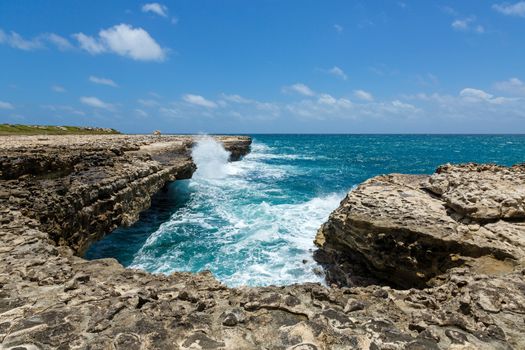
1, 0, 525, 133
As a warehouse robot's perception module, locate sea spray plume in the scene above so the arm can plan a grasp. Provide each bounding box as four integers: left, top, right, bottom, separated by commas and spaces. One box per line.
192, 136, 231, 179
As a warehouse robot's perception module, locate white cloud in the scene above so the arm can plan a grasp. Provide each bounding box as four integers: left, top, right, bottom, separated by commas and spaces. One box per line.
493, 2, 525, 17
354, 90, 374, 101
442, 6, 459, 16
459, 88, 512, 104
0, 29, 73, 51
80, 96, 114, 110
132, 82, 525, 127
327, 66, 348, 80
73, 33, 105, 54
391, 100, 418, 111
44, 33, 74, 51
219, 93, 280, 118
333, 24, 343, 33
182, 94, 218, 108
51, 85, 66, 93
89, 76, 118, 87
494, 77, 525, 95
0, 100, 14, 109
403, 86, 525, 123
283, 83, 315, 96
74, 24, 166, 61
221, 94, 253, 104
142, 3, 168, 17
451, 19, 469, 30
0, 29, 43, 50
318, 94, 352, 108
451, 17, 484, 33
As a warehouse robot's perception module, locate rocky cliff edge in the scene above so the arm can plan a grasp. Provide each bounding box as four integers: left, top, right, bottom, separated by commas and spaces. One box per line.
1, 136, 524, 350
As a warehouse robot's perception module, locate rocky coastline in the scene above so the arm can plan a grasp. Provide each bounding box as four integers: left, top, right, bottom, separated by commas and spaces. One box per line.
1, 136, 524, 349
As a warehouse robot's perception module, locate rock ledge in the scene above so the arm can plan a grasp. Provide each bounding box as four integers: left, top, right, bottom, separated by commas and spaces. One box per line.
1, 138, 524, 350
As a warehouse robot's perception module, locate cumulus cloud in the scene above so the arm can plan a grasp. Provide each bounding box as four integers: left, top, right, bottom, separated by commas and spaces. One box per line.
182, 94, 218, 108
353, 90, 374, 101
220, 93, 280, 117
283, 83, 316, 96
44, 33, 74, 51
141, 81, 525, 128
333, 24, 343, 33
89, 76, 118, 87
74, 24, 166, 61
451, 17, 485, 33
80, 96, 114, 110
0, 100, 14, 109
391, 100, 418, 112
459, 88, 512, 104
73, 33, 105, 54
0, 29, 43, 50
142, 3, 168, 17
221, 94, 253, 104
403, 86, 525, 123
0, 29, 73, 51
493, 2, 525, 17
286, 91, 423, 120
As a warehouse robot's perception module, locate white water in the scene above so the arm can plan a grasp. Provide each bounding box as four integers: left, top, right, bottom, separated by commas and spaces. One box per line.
192, 136, 231, 179
129, 137, 342, 286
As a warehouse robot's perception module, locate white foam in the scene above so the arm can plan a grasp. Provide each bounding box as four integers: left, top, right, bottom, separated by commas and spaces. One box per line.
129, 140, 345, 287
192, 136, 231, 179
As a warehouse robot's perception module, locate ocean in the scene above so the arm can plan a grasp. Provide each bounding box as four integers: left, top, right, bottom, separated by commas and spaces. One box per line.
85, 134, 525, 286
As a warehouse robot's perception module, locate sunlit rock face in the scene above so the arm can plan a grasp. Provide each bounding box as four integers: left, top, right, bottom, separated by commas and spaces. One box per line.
1, 134, 524, 350
315, 163, 525, 348
315, 163, 525, 288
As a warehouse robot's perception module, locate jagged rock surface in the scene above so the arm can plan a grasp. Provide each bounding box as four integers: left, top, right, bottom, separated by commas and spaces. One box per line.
1, 137, 524, 350
315, 163, 525, 348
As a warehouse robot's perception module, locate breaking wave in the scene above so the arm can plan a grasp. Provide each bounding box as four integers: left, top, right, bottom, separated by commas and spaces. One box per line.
128, 137, 342, 286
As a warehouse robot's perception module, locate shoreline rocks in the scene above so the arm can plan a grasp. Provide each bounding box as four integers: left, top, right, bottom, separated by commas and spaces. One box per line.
314, 163, 524, 289
1, 137, 524, 349
315, 163, 525, 348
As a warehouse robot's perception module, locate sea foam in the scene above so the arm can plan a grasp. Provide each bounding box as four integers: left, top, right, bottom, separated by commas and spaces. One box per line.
128, 136, 342, 286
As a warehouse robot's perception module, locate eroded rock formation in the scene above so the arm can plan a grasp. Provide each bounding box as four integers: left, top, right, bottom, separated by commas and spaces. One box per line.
1, 136, 524, 349
315, 163, 525, 348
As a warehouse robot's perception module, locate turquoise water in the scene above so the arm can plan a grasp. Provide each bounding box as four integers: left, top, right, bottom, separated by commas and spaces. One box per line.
86, 135, 525, 286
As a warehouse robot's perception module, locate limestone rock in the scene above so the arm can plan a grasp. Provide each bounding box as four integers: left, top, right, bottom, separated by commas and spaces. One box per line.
1, 136, 523, 349
315, 163, 525, 348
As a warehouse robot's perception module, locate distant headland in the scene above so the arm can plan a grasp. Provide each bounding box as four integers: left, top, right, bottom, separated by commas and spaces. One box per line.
0, 123, 120, 135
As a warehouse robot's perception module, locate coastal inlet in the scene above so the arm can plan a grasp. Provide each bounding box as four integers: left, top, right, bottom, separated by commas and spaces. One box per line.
86, 134, 525, 287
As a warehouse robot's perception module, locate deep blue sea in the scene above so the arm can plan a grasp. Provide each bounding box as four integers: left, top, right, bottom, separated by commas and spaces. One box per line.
86, 135, 525, 286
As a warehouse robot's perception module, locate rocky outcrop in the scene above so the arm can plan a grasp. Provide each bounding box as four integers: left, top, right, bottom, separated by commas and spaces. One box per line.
0, 135, 250, 255
1, 136, 524, 350
315, 163, 525, 348
315, 163, 525, 288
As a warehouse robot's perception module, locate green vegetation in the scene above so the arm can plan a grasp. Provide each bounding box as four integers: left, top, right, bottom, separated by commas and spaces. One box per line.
0, 124, 120, 135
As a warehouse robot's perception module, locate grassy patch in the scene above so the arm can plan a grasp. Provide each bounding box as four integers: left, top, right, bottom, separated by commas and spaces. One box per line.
0, 124, 120, 135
